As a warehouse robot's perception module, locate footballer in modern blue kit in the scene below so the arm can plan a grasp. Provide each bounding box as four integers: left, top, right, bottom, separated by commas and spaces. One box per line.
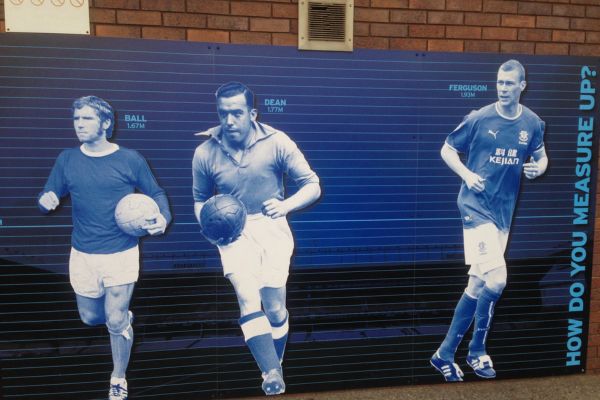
192, 82, 321, 395
39, 96, 172, 400
431, 60, 548, 382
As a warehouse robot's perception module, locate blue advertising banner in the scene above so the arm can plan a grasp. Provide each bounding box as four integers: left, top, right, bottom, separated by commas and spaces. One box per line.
0, 33, 598, 399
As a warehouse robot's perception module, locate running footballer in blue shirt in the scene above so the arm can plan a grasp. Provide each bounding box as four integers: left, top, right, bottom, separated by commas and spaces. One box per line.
39, 96, 172, 400
192, 82, 321, 395
430, 60, 548, 382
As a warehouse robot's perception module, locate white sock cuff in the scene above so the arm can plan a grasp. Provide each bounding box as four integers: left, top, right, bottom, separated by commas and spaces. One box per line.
240, 315, 272, 341
272, 317, 289, 340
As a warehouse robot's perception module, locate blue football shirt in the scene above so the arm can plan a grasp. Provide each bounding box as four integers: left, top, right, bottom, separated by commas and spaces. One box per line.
446, 102, 545, 232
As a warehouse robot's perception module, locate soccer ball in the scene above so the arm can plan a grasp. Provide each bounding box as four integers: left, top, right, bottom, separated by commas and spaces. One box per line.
200, 194, 247, 243
115, 193, 159, 237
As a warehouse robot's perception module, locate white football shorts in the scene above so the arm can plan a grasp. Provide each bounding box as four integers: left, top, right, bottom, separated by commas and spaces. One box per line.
463, 222, 509, 278
218, 213, 294, 288
69, 245, 139, 298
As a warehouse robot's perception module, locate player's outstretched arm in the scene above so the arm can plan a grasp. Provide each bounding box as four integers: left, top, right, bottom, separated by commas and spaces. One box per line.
441, 143, 485, 193
523, 147, 548, 180
262, 182, 321, 219
38, 191, 60, 213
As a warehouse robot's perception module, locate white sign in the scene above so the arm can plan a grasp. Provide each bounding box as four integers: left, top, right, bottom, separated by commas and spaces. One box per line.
5, 0, 90, 34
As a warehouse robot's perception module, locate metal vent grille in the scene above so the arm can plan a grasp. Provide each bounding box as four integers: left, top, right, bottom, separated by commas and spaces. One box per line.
308, 3, 346, 41
299, 0, 353, 52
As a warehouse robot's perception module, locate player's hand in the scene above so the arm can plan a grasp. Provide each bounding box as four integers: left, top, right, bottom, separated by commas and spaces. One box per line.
262, 198, 289, 219
39, 191, 60, 211
523, 158, 540, 180
464, 171, 485, 193
143, 213, 167, 236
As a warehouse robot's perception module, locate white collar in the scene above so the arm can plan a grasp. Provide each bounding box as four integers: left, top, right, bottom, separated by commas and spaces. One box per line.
80, 143, 119, 157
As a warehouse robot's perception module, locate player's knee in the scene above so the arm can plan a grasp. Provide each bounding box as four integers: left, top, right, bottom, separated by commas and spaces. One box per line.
105, 310, 131, 336
465, 276, 485, 299
79, 309, 104, 326
264, 304, 287, 324
484, 267, 507, 294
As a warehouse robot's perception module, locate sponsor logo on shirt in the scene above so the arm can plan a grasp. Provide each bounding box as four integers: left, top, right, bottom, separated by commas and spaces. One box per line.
488, 129, 499, 139
518, 130, 528, 145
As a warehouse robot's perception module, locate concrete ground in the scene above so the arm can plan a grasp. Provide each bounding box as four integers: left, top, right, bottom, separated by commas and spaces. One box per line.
243, 373, 600, 400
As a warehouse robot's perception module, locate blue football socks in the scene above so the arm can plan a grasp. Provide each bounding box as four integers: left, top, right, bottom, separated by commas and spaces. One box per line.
469, 286, 502, 357
270, 311, 289, 363
438, 292, 478, 361
239, 311, 281, 373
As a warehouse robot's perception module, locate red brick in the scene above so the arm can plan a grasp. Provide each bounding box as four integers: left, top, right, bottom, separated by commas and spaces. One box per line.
0, 20, 6, 33
230, 31, 271, 45
518, 2, 552, 16
207, 15, 248, 31
588, 6, 600, 18
409, 24, 444, 38
354, 22, 370, 36
116, 10, 161, 25
571, 43, 600, 56
587, 32, 600, 44
95, 24, 141, 38
588, 345, 598, 359
502, 15, 535, 28
250, 18, 289, 33
142, 26, 186, 40
465, 12, 500, 26
355, 7, 389, 22
290, 19, 298, 34
141, 0, 185, 12
187, 0, 229, 14
447, 26, 482, 39
536, 16, 570, 30
187, 29, 230, 43
371, 23, 408, 37
553, 4, 586, 17
232, 1, 271, 17
90, 8, 116, 24
465, 40, 500, 53
482, 27, 517, 40
95, 0, 140, 9
447, 0, 482, 12
572, 18, 600, 32
428, 39, 464, 52
390, 37, 427, 50
553, 30, 586, 43
390, 10, 427, 23
163, 13, 207, 28
371, 0, 409, 8
518, 28, 551, 41
500, 41, 534, 54
572, 0, 600, 4
273, 33, 297, 46
409, 0, 445, 10
273, 4, 297, 19
483, 0, 517, 14
428, 11, 464, 25
354, 36, 390, 50
354, 0, 370, 6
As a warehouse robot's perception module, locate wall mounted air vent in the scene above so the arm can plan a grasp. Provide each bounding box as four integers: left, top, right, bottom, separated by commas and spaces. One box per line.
299, 0, 354, 52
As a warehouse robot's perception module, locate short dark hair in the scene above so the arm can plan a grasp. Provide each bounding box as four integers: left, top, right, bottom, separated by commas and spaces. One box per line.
72, 96, 115, 138
215, 81, 255, 109
499, 59, 526, 82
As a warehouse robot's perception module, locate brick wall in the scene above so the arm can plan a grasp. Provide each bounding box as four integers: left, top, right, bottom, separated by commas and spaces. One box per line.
1, 0, 599, 374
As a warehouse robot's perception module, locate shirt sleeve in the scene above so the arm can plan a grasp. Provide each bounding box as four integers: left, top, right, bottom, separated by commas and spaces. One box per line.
445, 111, 476, 153
192, 145, 215, 203
530, 118, 545, 154
132, 151, 172, 225
277, 133, 319, 188
38, 151, 69, 213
